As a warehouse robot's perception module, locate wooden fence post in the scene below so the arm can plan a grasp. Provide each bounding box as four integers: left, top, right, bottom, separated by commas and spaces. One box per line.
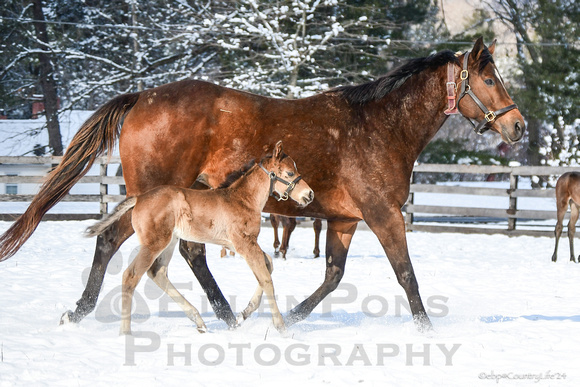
99, 162, 108, 218
507, 171, 518, 231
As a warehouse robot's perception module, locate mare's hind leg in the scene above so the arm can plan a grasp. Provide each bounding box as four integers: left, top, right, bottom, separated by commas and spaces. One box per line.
235, 240, 285, 332
179, 241, 237, 327
568, 203, 579, 263
237, 252, 273, 324
61, 211, 134, 324
148, 238, 207, 333
552, 198, 568, 262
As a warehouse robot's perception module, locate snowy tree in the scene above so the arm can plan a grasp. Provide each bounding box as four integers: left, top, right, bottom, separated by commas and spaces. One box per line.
484, 0, 580, 167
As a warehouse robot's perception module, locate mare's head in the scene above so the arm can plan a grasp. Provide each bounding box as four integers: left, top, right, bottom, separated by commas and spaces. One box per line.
456, 37, 525, 144
260, 141, 314, 207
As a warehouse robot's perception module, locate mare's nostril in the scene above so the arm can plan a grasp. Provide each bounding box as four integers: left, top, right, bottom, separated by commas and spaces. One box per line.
309, 190, 314, 202
515, 121, 523, 137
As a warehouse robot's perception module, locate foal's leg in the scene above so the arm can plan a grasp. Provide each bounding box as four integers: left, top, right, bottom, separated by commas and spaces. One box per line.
313, 218, 322, 258
270, 215, 281, 254
235, 240, 285, 332
286, 220, 358, 326
179, 241, 237, 327
121, 239, 170, 335
280, 217, 297, 259
567, 203, 579, 263
147, 238, 207, 333
552, 198, 568, 262
61, 212, 134, 324
237, 252, 273, 324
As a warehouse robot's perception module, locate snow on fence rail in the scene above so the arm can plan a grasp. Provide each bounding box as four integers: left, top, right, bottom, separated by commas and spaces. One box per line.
0, 157, 576, 236
406, 163, 576, 237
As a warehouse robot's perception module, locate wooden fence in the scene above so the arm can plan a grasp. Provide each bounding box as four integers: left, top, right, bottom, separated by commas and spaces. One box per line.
0, 156, 123, 221
406, 164, 575, 237
0, 157, 577, 237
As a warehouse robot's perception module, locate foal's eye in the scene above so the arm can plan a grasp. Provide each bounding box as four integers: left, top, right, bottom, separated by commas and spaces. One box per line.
287, 171, 295, 177
484, 78, 495, 86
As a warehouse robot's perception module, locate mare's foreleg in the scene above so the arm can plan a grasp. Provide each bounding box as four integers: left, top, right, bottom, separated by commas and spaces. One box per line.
148, 238, 207, 332
179, 241, 237, 327
60, 212, 134, 324
237, 252, 273, 324
313, 218, 322, 258
285, 220, 357, 326
366, 206, 432, 332
568, 203, 579, 263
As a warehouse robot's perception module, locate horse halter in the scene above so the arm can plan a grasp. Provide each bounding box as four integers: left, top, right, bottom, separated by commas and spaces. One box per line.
258, 163, 302, 201
444, 51, 518, 135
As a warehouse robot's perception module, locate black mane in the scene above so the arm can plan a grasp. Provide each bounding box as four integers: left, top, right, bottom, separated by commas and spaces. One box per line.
332, 49, 460, 105
218, 160, 256, 189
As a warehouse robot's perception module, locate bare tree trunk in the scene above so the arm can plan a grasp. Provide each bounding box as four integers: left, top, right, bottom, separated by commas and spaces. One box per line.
31, 0, 62, 156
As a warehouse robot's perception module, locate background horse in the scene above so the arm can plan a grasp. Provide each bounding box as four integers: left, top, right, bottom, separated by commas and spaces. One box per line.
270, 215, 322, 259
552, 172, 580, 262
0, 38, 525, 331
85, 141, 313, 334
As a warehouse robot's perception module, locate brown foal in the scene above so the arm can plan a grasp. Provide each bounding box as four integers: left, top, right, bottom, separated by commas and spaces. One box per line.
552, 172, 580, 263
86, 141, 313, 334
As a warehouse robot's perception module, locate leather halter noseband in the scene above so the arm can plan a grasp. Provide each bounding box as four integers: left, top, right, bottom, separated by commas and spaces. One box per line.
259, 163, 302, 201
444, 51, 518, 135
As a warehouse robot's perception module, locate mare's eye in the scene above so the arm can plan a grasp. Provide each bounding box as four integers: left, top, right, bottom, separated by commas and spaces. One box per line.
484, 78, 495, 86
287, 171, 295, 177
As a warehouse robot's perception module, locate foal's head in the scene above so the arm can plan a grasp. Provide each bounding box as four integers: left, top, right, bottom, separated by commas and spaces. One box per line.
456, 37, 525, 144
260, 141, 314, 207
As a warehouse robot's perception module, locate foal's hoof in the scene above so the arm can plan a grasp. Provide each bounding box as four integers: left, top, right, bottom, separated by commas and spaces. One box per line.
59, 310, 74, 325
197, 326, 208, 334
236, 313, 247, 326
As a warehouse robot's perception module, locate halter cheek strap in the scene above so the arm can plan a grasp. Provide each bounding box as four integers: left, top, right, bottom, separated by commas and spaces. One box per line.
259, 163, 302, 201
444, 51, 518, 135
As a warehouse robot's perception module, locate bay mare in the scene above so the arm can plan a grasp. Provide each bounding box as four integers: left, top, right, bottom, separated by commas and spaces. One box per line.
85, 141, 314, 334
0, 38, 525, 332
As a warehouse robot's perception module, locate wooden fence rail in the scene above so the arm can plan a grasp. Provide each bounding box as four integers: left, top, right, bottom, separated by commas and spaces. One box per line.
405, 164, 575, 237
0, 156, 123, 221
0, 157, 577, 236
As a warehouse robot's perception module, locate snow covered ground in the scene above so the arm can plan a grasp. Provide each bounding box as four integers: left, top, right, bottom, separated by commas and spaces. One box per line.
0, 219, 578, 386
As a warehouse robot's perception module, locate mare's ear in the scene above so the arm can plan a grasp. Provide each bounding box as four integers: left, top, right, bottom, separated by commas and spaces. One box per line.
273, 140, 283, 160
470, 36, 486, 61
488, 39, 496, 56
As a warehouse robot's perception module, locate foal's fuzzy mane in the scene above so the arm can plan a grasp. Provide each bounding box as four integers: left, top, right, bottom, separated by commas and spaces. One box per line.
331, 49, 460, 105
218, 160, 257, 189
218, 153, 289, 189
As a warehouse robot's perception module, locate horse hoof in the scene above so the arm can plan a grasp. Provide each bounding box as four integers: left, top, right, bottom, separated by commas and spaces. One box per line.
197, 326, 208, 334
236, 313, 246, 326
59, 310, 73, 325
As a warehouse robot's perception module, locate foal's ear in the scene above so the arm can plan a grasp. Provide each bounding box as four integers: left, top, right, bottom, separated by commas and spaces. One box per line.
470, 36, 486, 61
273, 140, 283, 160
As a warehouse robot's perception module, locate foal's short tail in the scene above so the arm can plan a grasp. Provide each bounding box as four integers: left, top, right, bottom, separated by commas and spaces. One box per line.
0, 92, 141, 261
85, 197, 137, 237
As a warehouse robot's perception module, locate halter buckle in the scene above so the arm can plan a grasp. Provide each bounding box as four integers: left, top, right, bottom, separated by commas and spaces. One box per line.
460, 70, 468, 80
484, 111, 496, 122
